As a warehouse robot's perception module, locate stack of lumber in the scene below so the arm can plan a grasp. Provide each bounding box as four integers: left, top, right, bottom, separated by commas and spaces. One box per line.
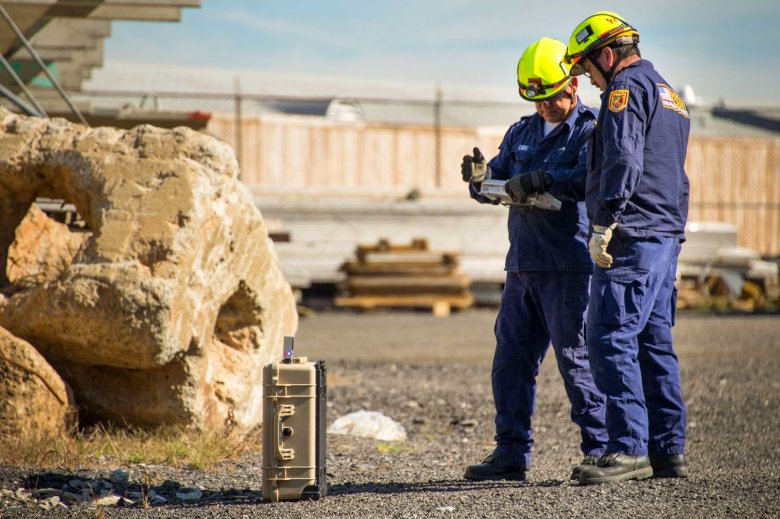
675, 222, 780, 312
676, 274, 777, 312
335, 238, 473, 316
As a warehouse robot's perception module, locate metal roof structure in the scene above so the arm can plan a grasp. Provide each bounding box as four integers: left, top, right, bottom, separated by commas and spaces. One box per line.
0, 0, 200, 124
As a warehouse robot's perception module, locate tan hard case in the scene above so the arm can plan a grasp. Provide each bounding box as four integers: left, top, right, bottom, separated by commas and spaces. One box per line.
262, 355, 326, 502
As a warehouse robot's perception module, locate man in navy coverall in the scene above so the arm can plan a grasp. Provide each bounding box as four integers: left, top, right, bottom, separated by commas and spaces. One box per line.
564, 11, 691, 484
461, 38, 607, 482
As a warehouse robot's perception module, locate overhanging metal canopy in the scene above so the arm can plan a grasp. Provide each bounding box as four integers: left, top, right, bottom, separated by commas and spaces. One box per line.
0, 0, 201, 119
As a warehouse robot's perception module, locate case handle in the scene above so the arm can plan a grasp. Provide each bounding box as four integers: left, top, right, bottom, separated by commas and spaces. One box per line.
274, 403, 295, 461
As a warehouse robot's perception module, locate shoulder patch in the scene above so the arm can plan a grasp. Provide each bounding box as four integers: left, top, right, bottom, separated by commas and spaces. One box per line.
657, 83, 690, 118
608, 89, 629, 113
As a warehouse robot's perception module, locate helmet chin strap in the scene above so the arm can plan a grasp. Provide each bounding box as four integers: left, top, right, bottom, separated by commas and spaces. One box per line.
590, 51, 615, 85
590, 39, 636, 85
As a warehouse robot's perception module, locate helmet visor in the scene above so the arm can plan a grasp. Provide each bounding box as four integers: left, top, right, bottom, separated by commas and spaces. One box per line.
518, 76, 572, 101
567, 56, 586, 77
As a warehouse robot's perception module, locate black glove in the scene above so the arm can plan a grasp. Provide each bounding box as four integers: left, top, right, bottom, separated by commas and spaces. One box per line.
504, 170, 553, 202
461, 147, 487, 183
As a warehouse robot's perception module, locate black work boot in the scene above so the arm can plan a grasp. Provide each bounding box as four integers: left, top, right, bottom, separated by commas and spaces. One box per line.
578, 452, 653, 485
570, 455, 599, 480
464, 453, 526, 481
649, 454, 690, 478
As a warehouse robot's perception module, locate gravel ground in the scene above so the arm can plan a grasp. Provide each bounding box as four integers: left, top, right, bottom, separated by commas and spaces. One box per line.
1, 309, 779, 518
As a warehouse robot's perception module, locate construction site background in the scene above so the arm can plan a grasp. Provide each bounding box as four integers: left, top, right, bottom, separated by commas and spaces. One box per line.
60, 86, 780, 258
208, 111, 780, 258
24, 86, 780, 312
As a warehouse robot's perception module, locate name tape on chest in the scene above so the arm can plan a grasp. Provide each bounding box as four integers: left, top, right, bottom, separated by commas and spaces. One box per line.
657, 84, 690, 118
608, 89, 629, 113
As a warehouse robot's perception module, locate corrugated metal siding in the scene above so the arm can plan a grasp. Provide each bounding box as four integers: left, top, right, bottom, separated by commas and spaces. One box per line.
208, 114, 780, 255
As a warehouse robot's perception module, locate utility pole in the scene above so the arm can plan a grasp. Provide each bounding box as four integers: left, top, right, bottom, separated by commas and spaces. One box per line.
434, 85, 443, 188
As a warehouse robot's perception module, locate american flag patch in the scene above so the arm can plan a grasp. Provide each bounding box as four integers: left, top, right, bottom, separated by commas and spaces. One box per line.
658, 84, 689, 118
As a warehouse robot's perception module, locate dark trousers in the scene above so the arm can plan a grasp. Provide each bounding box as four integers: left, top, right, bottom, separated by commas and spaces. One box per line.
492, 271, 607, 468
586, 235, 687, 456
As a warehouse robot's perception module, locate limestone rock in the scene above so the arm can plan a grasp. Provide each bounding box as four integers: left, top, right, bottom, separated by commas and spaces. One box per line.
6, 204, 87, 284
0, 327, 74, 438
0, 108, 297, 431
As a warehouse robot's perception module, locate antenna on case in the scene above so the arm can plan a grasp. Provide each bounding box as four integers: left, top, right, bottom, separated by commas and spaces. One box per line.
283, 336, 294, 363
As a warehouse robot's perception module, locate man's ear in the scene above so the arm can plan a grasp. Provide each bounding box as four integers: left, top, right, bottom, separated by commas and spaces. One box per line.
569, 76, 578, 96
602, 46, 615, 67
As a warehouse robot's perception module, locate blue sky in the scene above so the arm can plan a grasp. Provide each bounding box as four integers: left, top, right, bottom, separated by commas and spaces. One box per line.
103, 0, 780, 107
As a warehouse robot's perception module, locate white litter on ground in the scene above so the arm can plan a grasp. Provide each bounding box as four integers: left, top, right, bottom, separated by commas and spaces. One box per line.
327, 410, 407, 441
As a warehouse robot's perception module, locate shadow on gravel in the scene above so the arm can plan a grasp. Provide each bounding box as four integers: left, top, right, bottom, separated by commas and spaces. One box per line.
329, 478, 566, 496
175, 490, 266, 508
19, 472, 267, 507
22, 473, 73, 489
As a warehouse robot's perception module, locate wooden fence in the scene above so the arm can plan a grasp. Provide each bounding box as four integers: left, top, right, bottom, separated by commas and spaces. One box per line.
207, 114, 780, 256
686, 137, 780, 257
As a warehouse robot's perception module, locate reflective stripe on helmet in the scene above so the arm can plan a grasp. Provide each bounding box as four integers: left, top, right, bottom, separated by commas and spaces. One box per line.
565, 11, 639, 76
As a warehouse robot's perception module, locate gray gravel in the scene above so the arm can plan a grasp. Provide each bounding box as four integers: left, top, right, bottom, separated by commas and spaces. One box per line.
1, 310, 779, 518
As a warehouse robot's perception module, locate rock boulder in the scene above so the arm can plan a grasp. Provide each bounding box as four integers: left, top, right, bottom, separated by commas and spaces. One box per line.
6, 204, 88, 284
0, 108, 297, 431
0, 326, 74, 438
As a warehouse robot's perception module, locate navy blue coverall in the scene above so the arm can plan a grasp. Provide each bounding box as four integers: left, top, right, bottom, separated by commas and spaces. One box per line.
470, 100, 607, 468
586, 59, 690, 457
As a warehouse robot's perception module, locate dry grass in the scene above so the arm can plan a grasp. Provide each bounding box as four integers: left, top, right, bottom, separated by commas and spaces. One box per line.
0, 424, 260, 471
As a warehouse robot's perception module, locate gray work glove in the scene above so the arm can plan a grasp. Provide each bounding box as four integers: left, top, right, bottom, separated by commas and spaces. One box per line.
504, 170, 553, 202
461, 147, 489, 183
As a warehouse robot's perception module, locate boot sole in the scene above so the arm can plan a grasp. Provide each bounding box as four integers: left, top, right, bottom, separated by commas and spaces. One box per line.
652, 467, 690, 478
464, 470, 526, 482
578, 466, 653, 485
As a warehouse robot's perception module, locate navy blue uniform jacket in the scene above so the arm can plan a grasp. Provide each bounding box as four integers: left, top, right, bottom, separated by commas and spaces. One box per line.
587, 59, 690, 238
470, 100, 596, 272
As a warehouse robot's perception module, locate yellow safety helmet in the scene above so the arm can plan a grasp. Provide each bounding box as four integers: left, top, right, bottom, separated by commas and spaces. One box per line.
564, 11, 639, 76
517, 37, 572, 102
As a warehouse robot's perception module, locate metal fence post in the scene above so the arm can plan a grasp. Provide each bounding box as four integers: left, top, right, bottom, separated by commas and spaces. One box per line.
434, 86, 442, 188
234, 76, 243, 177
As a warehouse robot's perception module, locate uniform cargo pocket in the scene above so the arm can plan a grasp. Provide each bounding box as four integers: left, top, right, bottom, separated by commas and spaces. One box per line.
595, 270, 650, 328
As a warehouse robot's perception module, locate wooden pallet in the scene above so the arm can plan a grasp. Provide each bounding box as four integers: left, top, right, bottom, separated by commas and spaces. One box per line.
334, 293, 474, 317
342, 262, 458, 277
335, 238, 474, 316
345, 273, 470, 296
356, 237, 429, 255
336, 237, 473, 316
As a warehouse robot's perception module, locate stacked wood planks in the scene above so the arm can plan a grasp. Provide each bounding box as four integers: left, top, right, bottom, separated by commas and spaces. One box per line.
335, 238, 473, 316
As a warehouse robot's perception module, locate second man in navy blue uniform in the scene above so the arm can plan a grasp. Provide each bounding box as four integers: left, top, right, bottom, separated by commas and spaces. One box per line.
565, 11, 691, 485
462, 37, 607, 482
